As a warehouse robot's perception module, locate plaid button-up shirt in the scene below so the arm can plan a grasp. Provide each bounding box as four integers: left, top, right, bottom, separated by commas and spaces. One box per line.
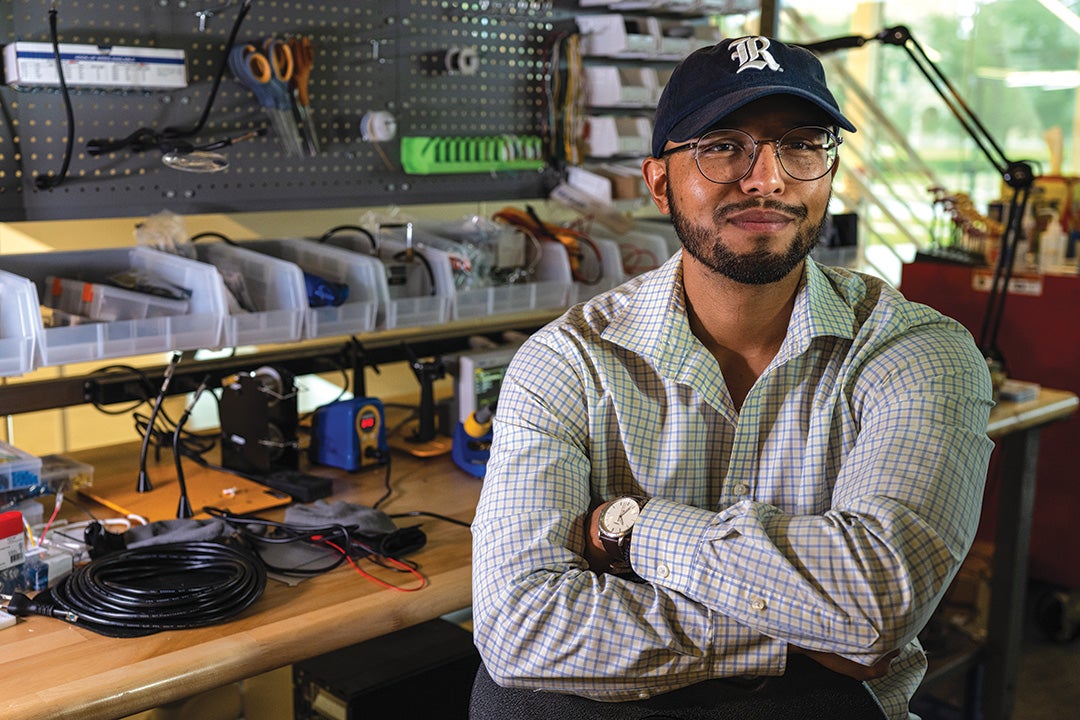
472, 252, 994, 719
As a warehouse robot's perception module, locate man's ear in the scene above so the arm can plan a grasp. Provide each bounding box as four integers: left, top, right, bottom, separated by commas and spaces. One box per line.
642, 156, 671, 215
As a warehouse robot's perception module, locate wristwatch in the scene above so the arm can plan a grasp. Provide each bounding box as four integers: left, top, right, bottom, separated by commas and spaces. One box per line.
597, 496, 649, 570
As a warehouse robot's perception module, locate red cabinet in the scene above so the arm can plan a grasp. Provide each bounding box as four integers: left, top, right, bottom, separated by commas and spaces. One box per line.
902, 261, 1080, 589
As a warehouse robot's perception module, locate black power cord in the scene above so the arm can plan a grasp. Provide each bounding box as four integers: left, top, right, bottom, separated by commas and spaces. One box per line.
34, 4, 76, 191
2, 540, 266, 638
85, 0, 255, 158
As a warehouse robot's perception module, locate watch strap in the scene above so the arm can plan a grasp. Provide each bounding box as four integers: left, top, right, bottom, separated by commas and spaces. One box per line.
598, 496, 648, 568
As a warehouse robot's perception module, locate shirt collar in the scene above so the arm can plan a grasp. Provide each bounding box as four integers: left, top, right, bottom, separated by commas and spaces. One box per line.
603, 252, 857, 374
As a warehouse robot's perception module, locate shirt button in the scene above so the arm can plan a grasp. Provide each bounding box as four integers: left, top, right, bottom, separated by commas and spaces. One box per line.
656, 563, 670, 579
733, 482, 749, 496
750, 597, 767, 612
637, 690, 651, 699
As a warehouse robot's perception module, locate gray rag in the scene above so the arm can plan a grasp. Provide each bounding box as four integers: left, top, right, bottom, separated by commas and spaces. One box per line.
284, 499, 398, 535
124, 518, 228, 548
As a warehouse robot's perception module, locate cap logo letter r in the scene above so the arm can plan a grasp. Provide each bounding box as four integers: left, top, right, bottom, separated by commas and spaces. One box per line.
730, 37, 782, 73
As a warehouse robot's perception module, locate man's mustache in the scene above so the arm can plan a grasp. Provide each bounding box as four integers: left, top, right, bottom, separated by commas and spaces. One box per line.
715, 198, 809, 221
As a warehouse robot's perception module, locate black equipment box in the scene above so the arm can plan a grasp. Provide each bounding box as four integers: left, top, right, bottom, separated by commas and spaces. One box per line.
293, 618, 480, 719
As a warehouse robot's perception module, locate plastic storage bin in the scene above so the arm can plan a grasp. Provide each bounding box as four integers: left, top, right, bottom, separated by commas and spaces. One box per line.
0, 247, 227, 367
194, 242, 307, 347
239, 239, 381, 339
44, 277, 190, 320
317, 228, 452, 329
438, 237, 574, 319
573, 237, 625, 304
590, 226, 673, 278
0, 269, 38, 377
384, 222, 578, 317
0, 441, 42, 493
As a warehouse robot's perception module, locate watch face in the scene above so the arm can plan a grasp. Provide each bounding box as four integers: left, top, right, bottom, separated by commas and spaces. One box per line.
600, 497, 641, 536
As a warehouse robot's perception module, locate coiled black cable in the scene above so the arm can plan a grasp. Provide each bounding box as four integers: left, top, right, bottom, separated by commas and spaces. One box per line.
3, 540, 266, 638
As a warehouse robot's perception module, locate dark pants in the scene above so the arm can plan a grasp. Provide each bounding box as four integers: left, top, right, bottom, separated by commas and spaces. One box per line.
470, 656, 887, 720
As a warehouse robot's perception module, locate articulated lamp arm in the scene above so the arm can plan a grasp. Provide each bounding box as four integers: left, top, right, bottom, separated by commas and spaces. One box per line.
802, 26, 1038, 363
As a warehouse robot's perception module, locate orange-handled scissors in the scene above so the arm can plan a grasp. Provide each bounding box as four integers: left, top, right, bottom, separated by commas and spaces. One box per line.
287, 36, 320, 155
229, 39, 303, 156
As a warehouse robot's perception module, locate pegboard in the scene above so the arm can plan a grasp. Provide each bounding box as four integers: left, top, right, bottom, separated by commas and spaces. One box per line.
0, 0, 566, 220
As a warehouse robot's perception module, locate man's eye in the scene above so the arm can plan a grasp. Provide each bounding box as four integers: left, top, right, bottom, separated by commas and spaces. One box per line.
699, 142, 740, 154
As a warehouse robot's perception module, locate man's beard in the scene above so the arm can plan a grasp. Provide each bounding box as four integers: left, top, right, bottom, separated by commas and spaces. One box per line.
668, 189, 828, 285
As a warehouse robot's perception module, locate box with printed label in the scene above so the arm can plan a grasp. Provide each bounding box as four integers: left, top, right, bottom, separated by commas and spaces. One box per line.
3, 42, 187, 90
1, 510, 26, 595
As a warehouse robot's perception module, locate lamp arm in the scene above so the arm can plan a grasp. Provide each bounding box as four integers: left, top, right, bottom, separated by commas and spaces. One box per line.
805, 25, 1036, 192
804, 25, 1038, 363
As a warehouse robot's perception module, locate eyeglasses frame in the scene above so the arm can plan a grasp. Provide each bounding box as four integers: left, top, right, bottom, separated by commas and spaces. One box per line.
658, 125, 843, 184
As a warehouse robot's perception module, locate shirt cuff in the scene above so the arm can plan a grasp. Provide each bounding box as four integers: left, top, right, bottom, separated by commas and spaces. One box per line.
631, 497, 718, 593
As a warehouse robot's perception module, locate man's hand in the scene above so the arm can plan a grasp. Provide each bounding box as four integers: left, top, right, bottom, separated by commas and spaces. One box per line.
583, 502, 613, 573
789, 645, 900, 681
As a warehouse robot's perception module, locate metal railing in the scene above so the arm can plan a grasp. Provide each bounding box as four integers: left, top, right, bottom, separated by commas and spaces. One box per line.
782, 8, 946, 286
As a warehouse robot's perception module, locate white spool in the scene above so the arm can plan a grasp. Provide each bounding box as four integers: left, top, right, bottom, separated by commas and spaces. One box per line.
360, 111, 398, 142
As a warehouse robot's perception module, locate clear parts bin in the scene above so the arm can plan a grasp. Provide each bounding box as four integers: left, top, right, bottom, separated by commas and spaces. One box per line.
317, 228, 452, 329
0, 269, 38, 377
388, 226, 572, 320
573, 237, 625, 304
0, 247, 227, 367
44, 276, 190, 321
195, 242, 307, 347
0, 440, 42, 493
240, 239, 381, 339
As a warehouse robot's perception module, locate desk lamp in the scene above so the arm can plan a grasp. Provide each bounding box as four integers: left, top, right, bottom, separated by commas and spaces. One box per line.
803, 26, 1037, 368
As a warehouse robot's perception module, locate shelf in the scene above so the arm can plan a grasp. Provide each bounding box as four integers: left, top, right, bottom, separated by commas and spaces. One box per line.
0, 308, 561, 416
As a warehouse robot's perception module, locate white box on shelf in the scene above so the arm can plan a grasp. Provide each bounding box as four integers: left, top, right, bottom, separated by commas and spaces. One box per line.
567, 165, 615, 204
0, 269, 37, 377
586, 115, 620, 158
585, 66, 657, 107
658, 22, 695, 57
585, 115, 652, 158
0, 247, 227, 367
692, 24, 725, 51
577, 15, 659, 58
194, 242, 307, 348
240, 239, 382, 339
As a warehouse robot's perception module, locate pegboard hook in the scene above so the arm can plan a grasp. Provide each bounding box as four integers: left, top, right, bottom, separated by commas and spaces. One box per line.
195, 0, 236, 32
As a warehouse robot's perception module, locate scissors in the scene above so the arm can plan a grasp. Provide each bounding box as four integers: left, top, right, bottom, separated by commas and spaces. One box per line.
287, 36, 320, 155
229, 38, 305, 157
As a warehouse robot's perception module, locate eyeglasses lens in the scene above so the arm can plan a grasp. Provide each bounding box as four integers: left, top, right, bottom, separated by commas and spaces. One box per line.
694, 126, 839, 183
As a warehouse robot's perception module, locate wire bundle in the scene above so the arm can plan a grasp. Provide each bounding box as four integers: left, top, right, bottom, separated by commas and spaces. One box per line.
493, 205, 603, 284
205, 507, 428, 591
4, 540, 266, 638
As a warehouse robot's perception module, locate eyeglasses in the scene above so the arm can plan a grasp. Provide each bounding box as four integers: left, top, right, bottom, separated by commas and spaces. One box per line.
660, 126, 842, 184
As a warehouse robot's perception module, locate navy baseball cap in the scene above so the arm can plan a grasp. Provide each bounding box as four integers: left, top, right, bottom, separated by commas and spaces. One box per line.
651, 36, 856, 158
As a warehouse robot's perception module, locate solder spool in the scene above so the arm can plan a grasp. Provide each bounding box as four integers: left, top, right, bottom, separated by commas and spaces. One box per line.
220, 366, 300, 474
252, 365, 299, 409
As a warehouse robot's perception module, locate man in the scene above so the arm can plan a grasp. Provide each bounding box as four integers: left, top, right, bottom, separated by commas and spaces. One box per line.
471, 36, 994, 720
